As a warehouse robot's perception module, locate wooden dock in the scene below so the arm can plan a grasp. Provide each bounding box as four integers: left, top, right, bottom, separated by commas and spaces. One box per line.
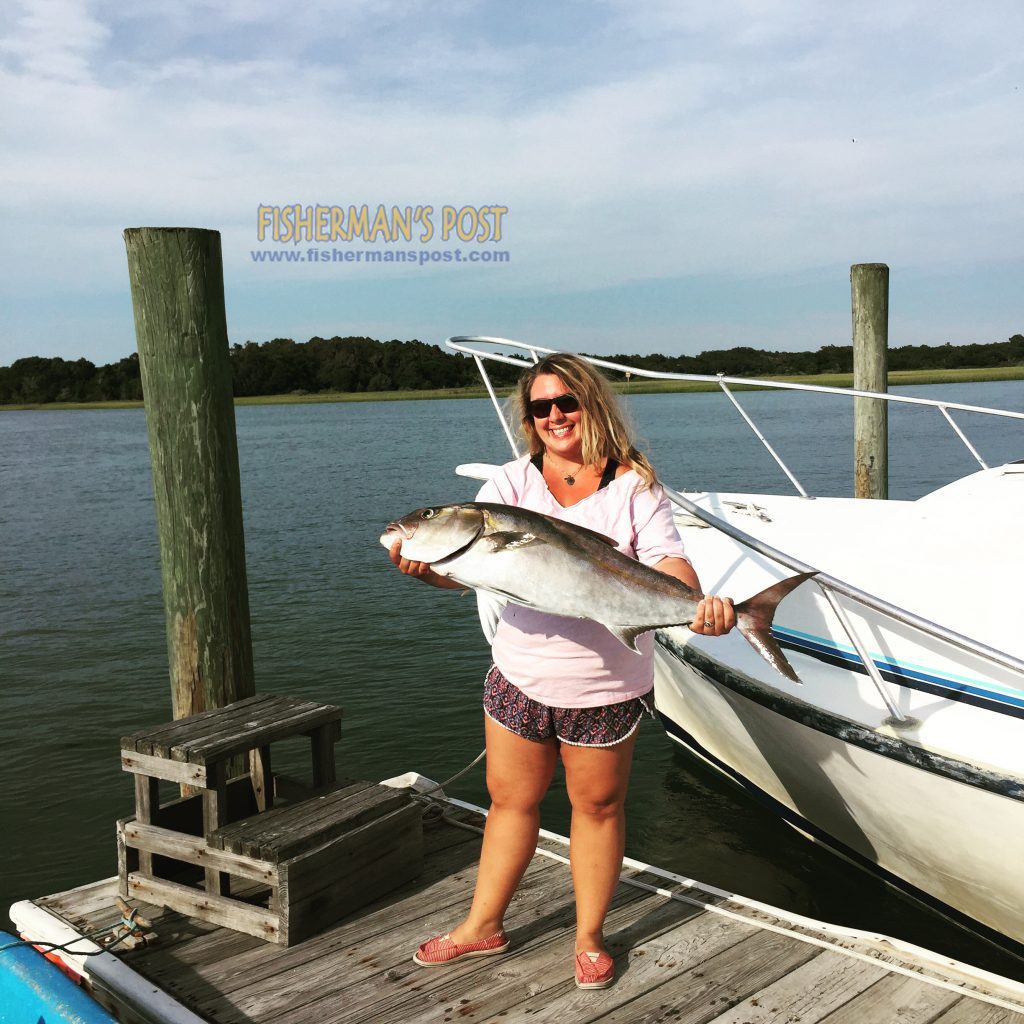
18, 795, 1024, 1024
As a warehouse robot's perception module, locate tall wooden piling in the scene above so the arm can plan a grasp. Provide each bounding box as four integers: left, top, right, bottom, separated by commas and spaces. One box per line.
124, 227, 255, 719
851, 263, 889, 499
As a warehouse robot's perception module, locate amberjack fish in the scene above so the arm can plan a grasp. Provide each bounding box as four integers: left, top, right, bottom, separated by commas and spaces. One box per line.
381, 502, 815, 682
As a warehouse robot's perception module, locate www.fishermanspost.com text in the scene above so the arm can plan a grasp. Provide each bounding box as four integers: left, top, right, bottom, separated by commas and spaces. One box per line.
250, 247, 511, 266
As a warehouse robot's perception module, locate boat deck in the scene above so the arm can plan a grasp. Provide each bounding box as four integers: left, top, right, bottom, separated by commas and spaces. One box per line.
24, 799, 1024, 1024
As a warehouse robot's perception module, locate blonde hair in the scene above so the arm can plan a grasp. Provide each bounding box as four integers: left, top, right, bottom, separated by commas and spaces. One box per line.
513, 353, 657, 488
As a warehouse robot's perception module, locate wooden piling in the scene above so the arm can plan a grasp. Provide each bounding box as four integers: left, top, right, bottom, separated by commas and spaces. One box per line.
851, 263, 889, 499
124, 227, 256, 719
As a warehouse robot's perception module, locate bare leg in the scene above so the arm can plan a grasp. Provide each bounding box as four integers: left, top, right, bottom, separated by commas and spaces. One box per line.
449, 715, 558, 943
561, 730, 638, 955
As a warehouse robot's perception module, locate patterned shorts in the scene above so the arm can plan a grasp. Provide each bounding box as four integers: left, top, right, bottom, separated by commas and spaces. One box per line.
482, 664, 655, 748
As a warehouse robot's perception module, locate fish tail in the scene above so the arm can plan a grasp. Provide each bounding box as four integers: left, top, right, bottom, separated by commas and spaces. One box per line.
733, 571, 817, 682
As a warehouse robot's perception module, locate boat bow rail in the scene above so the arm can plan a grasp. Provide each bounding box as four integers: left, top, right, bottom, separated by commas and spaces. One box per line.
445, 335, 1024, 492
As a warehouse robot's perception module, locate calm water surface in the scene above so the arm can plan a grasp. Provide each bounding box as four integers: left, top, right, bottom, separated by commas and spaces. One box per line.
2, 382, 1023, 978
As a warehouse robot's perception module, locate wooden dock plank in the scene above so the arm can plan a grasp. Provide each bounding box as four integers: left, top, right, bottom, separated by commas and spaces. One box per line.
585, 928, 822, 1024
702, 949, 887, 1024
135, 919, 265, 975
280, 878, 728, 1024
37, 877, 124, 926
818, 972, 962, 1024
930, 998, 1024, 1024
538, 932, 819, 1024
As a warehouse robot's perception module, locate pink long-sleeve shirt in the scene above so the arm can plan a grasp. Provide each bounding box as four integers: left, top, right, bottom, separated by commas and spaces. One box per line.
475, 455, 688, 707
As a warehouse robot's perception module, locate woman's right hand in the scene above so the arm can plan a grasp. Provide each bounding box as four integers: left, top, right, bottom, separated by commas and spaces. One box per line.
689, 595, 736, 636
389, 539, 464, 589
389, 539, 434, 578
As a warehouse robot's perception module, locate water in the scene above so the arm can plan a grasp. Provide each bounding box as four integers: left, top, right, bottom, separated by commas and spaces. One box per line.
2, 381, 1023, 978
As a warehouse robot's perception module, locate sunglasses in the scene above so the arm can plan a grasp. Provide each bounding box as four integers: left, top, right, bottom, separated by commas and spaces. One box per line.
527, 393, 580, 419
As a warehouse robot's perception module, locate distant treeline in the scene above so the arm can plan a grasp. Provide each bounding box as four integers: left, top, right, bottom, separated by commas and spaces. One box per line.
2, 333, 1022, 405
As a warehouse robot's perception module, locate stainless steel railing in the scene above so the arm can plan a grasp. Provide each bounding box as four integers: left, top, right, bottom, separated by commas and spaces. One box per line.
446, 335, 1024, 496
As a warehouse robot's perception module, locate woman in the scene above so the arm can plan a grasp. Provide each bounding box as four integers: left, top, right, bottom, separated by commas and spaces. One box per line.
388, 353, 735, 989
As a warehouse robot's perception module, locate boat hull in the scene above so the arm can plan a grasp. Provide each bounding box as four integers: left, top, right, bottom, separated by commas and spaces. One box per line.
0, 931, 116, 1024
653, 636, 1024, 950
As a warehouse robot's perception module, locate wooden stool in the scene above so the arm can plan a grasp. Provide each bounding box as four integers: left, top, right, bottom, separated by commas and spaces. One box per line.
120, 695, 341, 892
117, 695, 423, 944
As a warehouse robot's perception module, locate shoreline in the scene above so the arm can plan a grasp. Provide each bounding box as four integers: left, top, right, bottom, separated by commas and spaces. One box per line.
2, 364, 1021, 411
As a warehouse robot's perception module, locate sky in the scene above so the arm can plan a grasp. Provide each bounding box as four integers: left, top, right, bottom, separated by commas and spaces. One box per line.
2, 0, 1022, 366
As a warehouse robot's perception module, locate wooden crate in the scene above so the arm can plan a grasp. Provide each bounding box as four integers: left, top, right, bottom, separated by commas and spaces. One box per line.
119, 781, 424, 945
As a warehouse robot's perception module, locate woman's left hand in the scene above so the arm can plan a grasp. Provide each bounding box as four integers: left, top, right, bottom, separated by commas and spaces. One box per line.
690, 595, 736, 636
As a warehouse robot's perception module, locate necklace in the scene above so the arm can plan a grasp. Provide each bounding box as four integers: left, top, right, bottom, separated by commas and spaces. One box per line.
550, 455, 584, 486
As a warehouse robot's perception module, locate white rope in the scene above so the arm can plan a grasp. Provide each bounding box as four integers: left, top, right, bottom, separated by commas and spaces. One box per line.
412, 748, 487, 799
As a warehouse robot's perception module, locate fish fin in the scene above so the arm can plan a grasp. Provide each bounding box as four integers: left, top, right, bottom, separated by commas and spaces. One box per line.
545, 518, 618, 548
482, 531, 542, 553
607, 625, 651, 653
736, 624, 801, 683
733, 571, 818, 683
475, 501, 617, 548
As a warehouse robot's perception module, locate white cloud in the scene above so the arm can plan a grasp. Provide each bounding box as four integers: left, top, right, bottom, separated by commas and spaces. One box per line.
1, 0, 1022, 361
1, 0, 109, 81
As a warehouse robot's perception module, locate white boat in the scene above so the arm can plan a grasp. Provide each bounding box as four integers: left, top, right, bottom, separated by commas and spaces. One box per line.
449, 335, 1024, 955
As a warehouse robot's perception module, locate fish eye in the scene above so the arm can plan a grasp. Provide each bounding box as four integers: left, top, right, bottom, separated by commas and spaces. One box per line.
420, 508, 436, 519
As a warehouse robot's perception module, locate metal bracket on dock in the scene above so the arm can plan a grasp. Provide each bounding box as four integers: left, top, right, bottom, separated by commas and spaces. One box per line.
104, 898, 158, 951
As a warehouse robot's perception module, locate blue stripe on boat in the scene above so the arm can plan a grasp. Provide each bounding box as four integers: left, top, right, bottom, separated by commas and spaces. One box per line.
772, 628, 1024, 719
